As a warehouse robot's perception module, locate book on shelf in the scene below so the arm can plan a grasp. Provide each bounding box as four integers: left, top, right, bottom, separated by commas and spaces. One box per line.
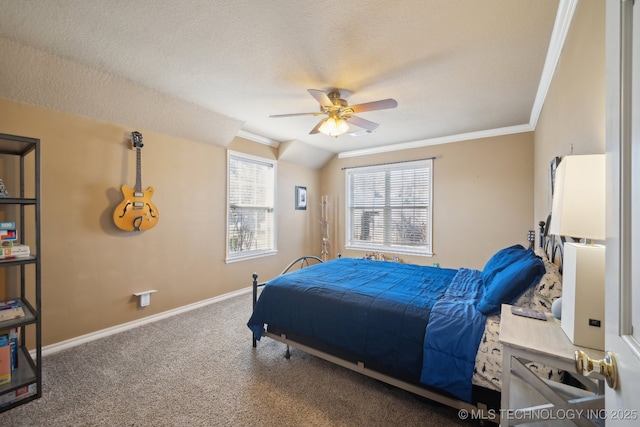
0, 335, 9, 386
0, 243, 30, 259
0, 241, 12, 257
0, 222, 15, 230
0, 384, 36, 408
8, 328, 18, 372
0, 229, 17, 241
0, 300, 25, 321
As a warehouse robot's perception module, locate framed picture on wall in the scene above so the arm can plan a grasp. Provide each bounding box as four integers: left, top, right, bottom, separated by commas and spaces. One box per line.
295, 186, 307, 210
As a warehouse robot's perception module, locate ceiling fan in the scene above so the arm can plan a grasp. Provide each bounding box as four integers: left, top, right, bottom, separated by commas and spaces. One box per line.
270, 89, 398, 137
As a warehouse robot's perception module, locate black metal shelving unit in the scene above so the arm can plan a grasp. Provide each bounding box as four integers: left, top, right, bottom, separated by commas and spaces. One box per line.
0, 133, 41, 411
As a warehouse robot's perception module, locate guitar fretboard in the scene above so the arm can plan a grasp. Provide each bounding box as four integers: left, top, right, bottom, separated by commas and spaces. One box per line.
132, 131, 144, 195
135, 147, 142, 195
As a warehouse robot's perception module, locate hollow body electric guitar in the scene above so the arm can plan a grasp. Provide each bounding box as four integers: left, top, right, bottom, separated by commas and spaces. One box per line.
113, 132, 159, 231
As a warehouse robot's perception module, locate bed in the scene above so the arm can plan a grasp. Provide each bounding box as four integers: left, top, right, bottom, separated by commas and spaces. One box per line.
248, 222, 564, 419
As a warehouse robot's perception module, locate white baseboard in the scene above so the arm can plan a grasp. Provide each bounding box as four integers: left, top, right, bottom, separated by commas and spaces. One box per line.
37, 286, 253, 358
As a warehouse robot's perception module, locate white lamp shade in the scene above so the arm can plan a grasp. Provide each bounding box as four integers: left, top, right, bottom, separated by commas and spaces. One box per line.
549, 154, 605, 240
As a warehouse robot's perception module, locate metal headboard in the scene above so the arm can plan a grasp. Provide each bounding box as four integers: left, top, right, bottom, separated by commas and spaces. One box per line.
538, 215, 564, 273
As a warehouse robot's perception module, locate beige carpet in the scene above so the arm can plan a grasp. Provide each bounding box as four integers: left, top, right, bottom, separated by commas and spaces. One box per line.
0, 291, 476, 426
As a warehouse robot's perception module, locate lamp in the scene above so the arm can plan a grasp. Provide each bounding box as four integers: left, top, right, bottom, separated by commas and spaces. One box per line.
319, 113, 349, 137
549, 154, 605, 350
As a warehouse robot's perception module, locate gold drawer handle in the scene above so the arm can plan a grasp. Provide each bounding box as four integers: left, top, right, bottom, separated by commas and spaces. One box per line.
575, 350, 618, 389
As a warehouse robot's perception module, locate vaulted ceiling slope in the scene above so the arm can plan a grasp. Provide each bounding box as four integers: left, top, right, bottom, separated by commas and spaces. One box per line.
0, 0, 572, 167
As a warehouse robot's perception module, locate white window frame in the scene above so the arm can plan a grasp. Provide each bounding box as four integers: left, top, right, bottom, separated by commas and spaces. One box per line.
225, 150, 277, 263
345, 159, 433, 256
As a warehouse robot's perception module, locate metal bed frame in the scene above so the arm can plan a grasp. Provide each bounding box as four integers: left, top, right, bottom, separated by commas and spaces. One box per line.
250, 225, 562, 423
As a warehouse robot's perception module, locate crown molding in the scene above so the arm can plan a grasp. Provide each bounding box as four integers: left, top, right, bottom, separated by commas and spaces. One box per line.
529, 0, 579, 128
237, 129, 280, 147
338, 124, 534, 159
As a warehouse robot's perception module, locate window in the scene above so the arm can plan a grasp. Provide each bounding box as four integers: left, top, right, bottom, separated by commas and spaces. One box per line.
226, 151, 276, 262
345, 159, 433, 256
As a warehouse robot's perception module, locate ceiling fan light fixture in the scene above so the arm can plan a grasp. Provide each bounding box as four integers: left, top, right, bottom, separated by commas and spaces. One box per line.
270, 88, 396, 137
319, 116, 349, 137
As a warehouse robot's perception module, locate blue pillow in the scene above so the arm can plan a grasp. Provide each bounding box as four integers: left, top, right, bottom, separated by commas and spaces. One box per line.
480, 244, 527, 287
477, 252, 545, 316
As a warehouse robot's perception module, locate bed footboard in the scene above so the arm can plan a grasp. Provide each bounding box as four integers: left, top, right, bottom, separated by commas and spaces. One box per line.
279, 255, 323, 275
251, 273, 262, 348
251, 255, 324, 347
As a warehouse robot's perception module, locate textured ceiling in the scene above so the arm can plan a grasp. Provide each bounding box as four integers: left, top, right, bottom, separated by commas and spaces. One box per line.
0, 0, 563, 159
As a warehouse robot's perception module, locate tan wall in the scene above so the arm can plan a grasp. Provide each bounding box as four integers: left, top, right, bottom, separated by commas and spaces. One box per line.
0, 98, 319, 346
534, 0, 605, 233
319, 132, 535, 270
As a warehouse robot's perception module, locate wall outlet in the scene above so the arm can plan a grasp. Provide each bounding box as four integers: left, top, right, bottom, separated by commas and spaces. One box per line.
140, 293, 150, 307
133, 290, 157, 308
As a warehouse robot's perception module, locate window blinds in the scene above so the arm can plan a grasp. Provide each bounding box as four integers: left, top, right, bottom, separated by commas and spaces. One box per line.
227, 153, 275, 259
346, 159, 432, 254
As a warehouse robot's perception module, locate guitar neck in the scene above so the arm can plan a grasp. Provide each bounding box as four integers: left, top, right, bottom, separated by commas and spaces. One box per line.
135, 147, 143, 194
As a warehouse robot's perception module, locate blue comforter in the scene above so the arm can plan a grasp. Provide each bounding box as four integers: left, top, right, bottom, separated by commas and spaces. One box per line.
247, 258, 486, 401
420, 268, 487, 401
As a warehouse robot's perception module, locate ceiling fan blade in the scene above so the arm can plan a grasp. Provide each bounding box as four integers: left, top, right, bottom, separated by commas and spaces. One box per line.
307, 89, 334, 108
348, 98, 398, 114
348, 129, 375, 137
346, 115, 379, 131
309, 118, 327, 134
270, 112, 325, 118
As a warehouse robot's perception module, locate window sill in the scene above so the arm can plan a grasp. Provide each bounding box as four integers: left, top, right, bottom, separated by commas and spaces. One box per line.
225, 250, 278, 264
345, 245, 433, 258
